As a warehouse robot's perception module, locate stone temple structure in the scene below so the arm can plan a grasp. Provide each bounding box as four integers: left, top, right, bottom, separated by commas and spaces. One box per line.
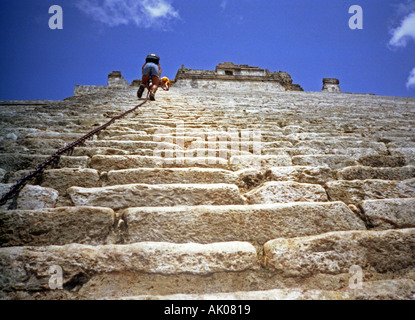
175, 62, 304, 91
0, 63, 415, 300
322, 78, 341, 93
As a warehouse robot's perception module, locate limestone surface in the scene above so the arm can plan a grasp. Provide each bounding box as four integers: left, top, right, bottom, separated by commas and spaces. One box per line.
120, 202, 365, 245
68, 183, 245, 209
359, 198, 415, 230
263, 228, 415, 278
0, 75, 414, 300
0, 241, 258, 291
0, 184, 58, 210
0, 207, 115, 246
244, 181, 328, 204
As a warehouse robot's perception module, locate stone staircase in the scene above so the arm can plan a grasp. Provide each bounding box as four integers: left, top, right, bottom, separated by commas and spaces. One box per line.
0, 86, 415, 300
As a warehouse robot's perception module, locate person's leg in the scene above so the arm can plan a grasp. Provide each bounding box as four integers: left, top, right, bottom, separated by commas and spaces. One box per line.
137, 74, 150, 99
149, 75, 159, 100
142, 75, 150, 90
150, 75, 160, 94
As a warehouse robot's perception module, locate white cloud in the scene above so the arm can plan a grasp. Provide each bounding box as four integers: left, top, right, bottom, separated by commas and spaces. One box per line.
75, 0, 179, 28
388, 4, 415, 90
407, 67, 415, 88
389, 11, 415, 48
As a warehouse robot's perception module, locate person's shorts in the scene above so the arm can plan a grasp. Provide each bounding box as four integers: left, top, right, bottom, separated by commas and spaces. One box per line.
143, 63, 159, 77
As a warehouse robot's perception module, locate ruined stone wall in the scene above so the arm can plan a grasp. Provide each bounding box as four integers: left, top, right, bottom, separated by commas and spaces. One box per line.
108, 71, 130, 88
174, 78, 286, 91
174, 63, 303, 91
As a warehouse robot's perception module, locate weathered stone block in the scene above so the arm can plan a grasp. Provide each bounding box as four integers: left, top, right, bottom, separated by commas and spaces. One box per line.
120, 202, 365, 245
72, 147, 130, 157
0, 241, 258, 290
266, 166, 336, 184
390, 148, 415, 165
106, 168, 240, 186
90, 155, 164, 171
326, 179, 415, 204
292, 155, 357, 169
68, 183, 245, 209
263, 228, 415, 277
229, 155, 292, 171
244, 181, 328, 204
0, 184, 58, 210
0, 154, 89, 172
41, 168, 100, 194
337, 166, 415, 181
357, 155, 407, 167
359, 198, 415, 230
123, 279, 415, 300
161, 157, 229, 169
0, 207, 115, 247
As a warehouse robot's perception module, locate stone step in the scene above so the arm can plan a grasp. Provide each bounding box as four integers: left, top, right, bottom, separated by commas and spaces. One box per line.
120, 202, 365, 246
41, 168, 101, 194
263, 228, 415, 280
98, 130, 148, 138
68, 183, 245, 209
0, 241, 258, 293
264, 141, 294, 148
90, 155, 163, 171
357, 155, 407, 167
6, 168, 101, 206
0, 207, 115, 247
244, 181, 329, 204
84, 140, 181, 152
326, 179, 415, 204
266, 166, 336, 185
99, 133, 159, 141
99, 127, 146, 133
388, 142, 415, 149
337, 166, 415, 181
189, 140, 262, 152
17, 138, 67, 151
22, 132, 85, 140
153, 148, 252, 159
0, 184, 58, 210
229, 155, 292, 171
72, 147, 131, 157
358, 198, 415, 230
292, 155, 358, 169
118, 279, 415, 300
90, 155, 229, 171
286, 133, 361, 144
294, 140, 387, 153
331, 148, 383, 158
263, 147, 319, 156
390, 148, 415, 165
0, 154, 89, 172
105, 168, 241, 186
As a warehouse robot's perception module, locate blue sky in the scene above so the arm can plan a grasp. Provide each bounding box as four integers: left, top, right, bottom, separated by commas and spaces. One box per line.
0, 0, 415, 100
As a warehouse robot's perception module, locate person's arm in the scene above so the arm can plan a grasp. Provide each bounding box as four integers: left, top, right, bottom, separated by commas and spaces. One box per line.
158, 64, 162, 78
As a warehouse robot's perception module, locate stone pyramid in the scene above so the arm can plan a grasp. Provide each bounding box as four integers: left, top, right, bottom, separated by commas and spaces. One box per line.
1, 73, 415, 300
